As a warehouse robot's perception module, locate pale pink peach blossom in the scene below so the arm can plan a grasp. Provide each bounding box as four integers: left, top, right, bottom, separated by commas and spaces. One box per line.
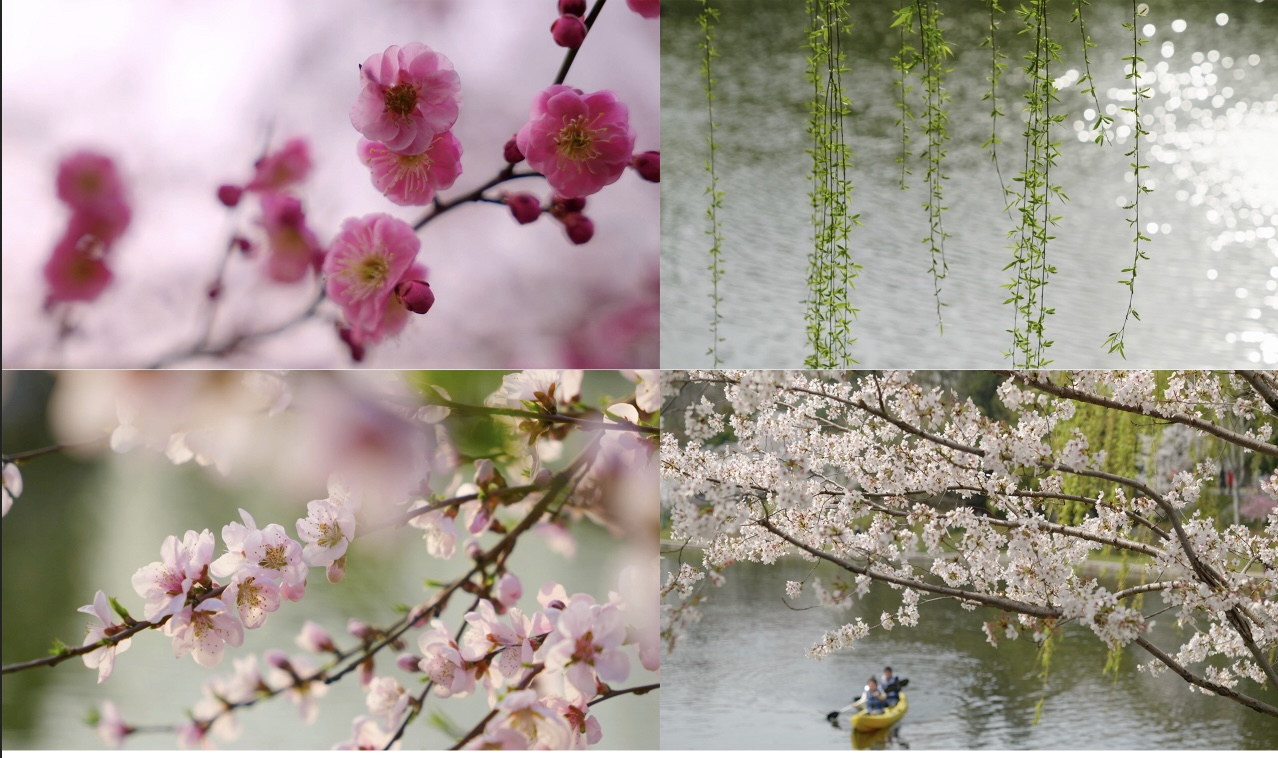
224, 568, 281, 629
78, 590, 132, 683
515, 86, 635, 198
358, 132, 462, 206
165, 597, 244, 667
96, 700, 131, 748
350, 43, 461, 156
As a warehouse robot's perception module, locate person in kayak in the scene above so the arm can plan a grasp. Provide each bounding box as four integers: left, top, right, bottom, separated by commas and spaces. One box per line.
862, 677, 888, 714
879, 666, 901, 706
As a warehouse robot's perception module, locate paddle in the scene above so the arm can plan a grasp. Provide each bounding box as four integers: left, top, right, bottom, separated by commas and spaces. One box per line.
826, 694, 866, 721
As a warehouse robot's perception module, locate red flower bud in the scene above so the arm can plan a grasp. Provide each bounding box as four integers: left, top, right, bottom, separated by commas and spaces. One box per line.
216, 184, 243, 208
630, 150, 660, 182
503, 135, 524, 164
561, 212, 595, 245
551, 14, 587, 48
552, 195, 587, 214
506, 193, 542, 224
395, 279, 436, 314
559, 0, 587, 16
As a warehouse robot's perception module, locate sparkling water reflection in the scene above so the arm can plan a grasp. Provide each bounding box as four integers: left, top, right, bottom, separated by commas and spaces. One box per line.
662, 0, 1278, 367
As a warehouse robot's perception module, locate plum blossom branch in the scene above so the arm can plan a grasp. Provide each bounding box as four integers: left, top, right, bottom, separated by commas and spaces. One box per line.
554, 0, 609, 86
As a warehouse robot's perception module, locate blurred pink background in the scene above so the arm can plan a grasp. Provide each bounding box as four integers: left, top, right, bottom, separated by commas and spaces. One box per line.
1, 0, 659, 367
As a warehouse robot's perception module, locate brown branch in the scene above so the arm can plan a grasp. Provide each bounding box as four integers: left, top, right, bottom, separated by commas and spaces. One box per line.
1134, 636, 1278, 717
1002, 371, 1278, 457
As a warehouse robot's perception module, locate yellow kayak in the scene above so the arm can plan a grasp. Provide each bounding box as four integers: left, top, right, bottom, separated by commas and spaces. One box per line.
850, 693, 907, 733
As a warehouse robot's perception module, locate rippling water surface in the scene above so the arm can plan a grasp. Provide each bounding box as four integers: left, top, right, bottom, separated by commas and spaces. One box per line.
662, 0, 1278, 367
660, 556, 1278, 750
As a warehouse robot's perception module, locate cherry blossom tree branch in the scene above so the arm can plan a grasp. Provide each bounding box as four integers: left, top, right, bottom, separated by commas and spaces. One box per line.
756, 512, 1064, 619
1237, 370, 1278, 414
420, 390, 657, 435
1133, 635, 1278, 717
1000, 371, 1278, 457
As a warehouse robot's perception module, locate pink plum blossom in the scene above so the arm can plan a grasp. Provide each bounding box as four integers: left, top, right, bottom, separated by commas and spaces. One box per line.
43, 227, 114, 306
246, 138, 312, 192
335, 715, 398, 750
165, 597, 244, 667
224, 568, 281, 629
515, 86, 635, 198
358, 132, 462, 206
324, 214, 420, 334
417, 619, 476, 698
466, 727, 530, 750
297, 480, 359, 567
56, 151, 131, 238
626, 0, 660, 18
259, 193, 323, 284
96, 700, 131, 748
78, 590, 132, 683
132, 529, 214, 622
351, 43, 461, 156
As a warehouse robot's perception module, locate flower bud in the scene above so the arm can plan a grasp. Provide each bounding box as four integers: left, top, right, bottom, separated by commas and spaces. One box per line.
296, 620, 335, 654
233, 236, 254, 255
265, 649, 292, 670
495, 572, 523, 609
348, 618, 373, 640
217, 184, 243, 208
533, 468, 553, 487
503, 136, 524, 164
552, 195, 587, 215
630, 150, 660, 182
396, 653, 423, 673
506, 193, 542, 225
474, 459, 496, 488
395, 279, 436, 314
359, 658, 375, 690
551, 14, 587, 48
559, 0, 587, 16
326, 561, 345, 584
561, 212, 595, 245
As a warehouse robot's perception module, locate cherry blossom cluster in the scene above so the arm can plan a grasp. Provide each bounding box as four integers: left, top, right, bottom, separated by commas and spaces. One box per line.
3, 369, 660, 748
43, 152, 131, 307
661, 370, 1278, 717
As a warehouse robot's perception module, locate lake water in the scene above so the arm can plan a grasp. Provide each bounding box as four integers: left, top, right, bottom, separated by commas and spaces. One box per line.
660, 555, 1278, 750
661, 0, 1278, 367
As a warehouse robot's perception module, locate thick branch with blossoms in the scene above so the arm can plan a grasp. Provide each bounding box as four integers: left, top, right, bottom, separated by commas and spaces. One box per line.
2, 369, 660, 749
661, 370, 1278, 720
